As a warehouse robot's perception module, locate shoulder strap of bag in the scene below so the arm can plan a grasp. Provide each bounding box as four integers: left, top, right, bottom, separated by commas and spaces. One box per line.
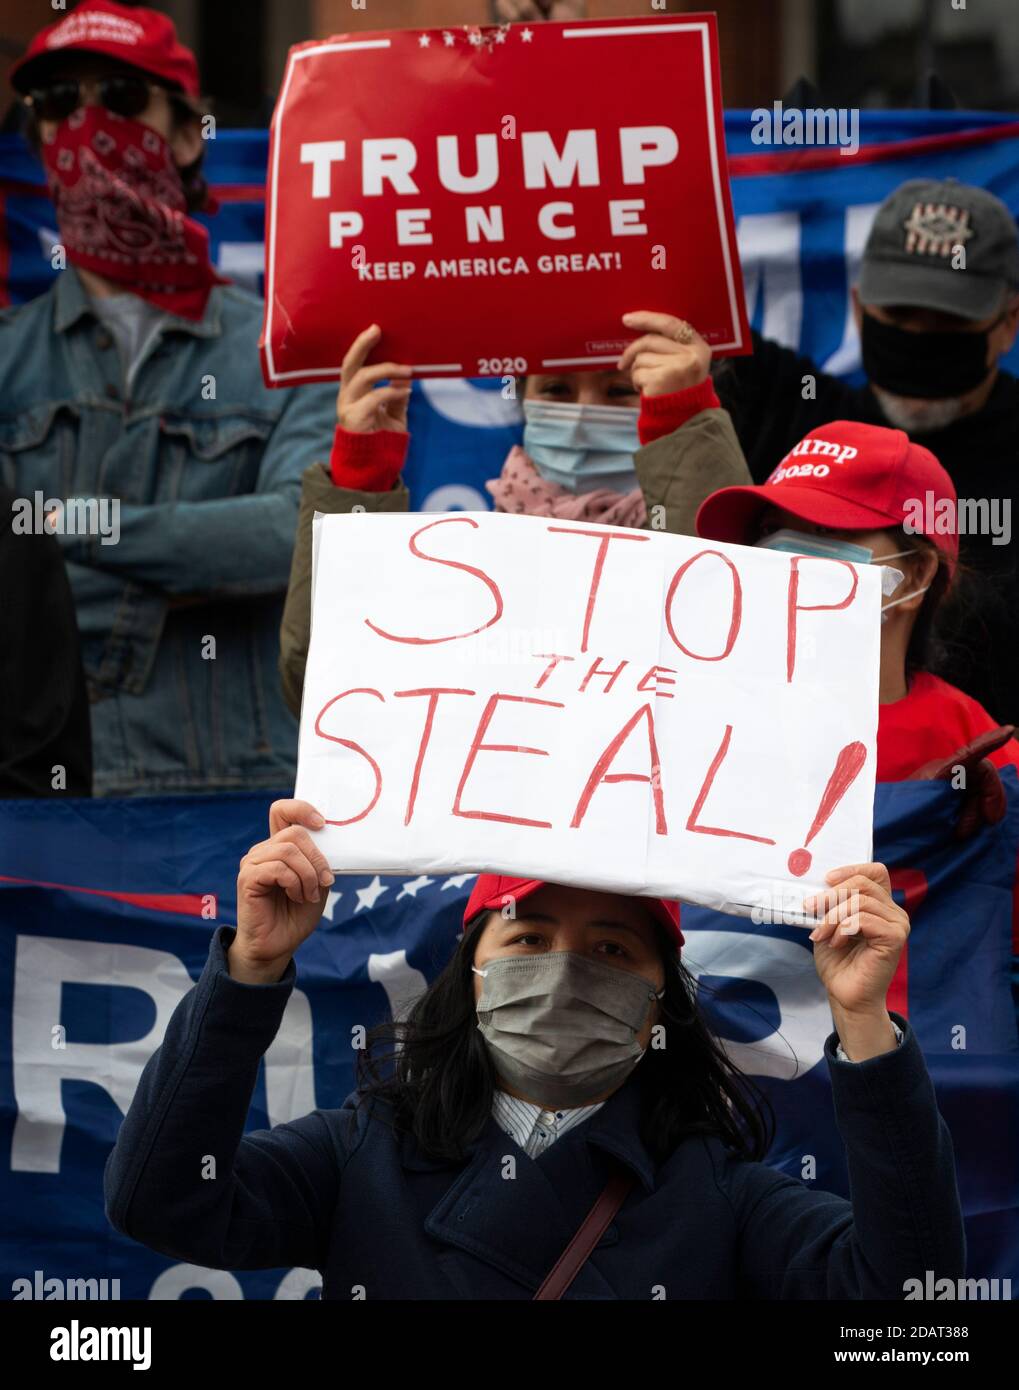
532, 1166, 636, 1301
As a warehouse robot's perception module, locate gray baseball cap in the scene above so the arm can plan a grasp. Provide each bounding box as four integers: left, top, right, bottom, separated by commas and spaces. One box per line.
858, 178, 1019, 321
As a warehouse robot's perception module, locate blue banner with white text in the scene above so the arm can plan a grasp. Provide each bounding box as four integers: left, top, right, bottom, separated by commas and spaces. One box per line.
1, 776, 1017, 1300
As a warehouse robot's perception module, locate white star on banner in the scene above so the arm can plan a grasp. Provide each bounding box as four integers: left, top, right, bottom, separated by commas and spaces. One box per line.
323, 888, 343, 920
521, 28, 534, 43
495, 29, 508, 44
398, 875, 436, 900
469, 31, 482, 46
441, 873, 477, 891
418, 34, 431, 48
442, 30, 455, 47
355, 875, 388, 912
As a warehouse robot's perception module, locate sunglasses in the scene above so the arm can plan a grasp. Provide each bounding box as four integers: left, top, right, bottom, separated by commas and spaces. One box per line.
24, 74, 165, 123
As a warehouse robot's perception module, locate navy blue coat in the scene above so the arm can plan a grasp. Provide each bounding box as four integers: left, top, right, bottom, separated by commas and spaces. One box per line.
104, 926, 965, 1300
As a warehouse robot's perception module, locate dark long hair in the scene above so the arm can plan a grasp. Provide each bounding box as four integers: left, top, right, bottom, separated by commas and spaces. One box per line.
355, 914, 774, 1167
895, 528, 954, 674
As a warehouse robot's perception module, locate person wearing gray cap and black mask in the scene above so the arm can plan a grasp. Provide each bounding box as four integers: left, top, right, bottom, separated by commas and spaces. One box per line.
716, 177, 1019, 727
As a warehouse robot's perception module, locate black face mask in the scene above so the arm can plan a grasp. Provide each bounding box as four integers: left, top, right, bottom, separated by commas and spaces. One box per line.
861, 311, 996, 400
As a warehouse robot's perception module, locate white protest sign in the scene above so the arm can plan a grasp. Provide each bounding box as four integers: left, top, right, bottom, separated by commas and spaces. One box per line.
296, 512, 881, 919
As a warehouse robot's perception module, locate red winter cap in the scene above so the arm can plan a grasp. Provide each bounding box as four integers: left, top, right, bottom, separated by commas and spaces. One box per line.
11, 0, 200, 101
463, 875, 684, 950
695, 420, 959, 569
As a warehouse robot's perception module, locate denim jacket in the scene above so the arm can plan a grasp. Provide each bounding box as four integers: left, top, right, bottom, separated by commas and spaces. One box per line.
0, 268, 337, 795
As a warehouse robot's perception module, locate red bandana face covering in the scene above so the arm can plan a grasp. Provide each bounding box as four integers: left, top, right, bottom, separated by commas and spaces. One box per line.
41, 104, 227, 321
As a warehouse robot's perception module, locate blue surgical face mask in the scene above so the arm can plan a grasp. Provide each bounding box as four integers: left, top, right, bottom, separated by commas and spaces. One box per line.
753, 527, 875, 564
754, 528, 921, 622
522, 399, 641, 495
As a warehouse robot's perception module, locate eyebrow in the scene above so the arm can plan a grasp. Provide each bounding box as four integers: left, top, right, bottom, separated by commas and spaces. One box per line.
504, 912, 646, 940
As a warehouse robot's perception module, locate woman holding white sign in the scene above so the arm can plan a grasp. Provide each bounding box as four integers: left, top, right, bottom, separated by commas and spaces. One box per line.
104, 798, 964, 1300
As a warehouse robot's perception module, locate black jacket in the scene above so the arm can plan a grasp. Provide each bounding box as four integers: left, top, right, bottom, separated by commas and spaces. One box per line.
0, 485, 91, 797
104, 925, 966, 1300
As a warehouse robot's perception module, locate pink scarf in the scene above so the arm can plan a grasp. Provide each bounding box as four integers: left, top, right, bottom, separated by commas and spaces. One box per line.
485, 446, 647, 528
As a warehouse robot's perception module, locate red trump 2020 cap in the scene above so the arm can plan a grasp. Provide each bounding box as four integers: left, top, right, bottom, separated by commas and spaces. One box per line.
695, 420, 959, 570
463, 875, 684, 950
11, 0, 200, 101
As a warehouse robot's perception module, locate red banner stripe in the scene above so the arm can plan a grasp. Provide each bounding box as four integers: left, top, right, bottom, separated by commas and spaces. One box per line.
0, 874, 209, 917
729, 119, 1019, 177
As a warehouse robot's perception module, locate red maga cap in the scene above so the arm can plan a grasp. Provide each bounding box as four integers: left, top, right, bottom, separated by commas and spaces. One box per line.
463, 875, 684, 949
11, 0, 200, 101
696, 420, 959, 568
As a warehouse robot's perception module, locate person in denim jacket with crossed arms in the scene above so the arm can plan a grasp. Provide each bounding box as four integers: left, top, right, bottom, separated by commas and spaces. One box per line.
1, 1, 336, 796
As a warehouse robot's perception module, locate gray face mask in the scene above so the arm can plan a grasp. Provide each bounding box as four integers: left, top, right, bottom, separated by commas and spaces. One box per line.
472, 952, 663, 1109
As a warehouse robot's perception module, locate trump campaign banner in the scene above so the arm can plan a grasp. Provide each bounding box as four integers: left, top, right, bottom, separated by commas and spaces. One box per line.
3, 112, 1019, 510
259, 14, 750, 385
298, 512, 882, 914
0, 777, 1016, 1300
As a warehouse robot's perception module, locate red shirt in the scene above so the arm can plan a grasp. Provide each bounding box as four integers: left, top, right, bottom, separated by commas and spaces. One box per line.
877, 671, 1019, 781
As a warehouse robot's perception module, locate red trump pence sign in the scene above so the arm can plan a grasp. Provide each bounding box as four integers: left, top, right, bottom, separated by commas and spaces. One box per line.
296, 513, 881, 920
261, 14, 750, 385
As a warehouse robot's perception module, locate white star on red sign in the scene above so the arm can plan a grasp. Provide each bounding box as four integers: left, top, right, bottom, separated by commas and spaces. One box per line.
495, 29, 508, 44
418, 34, 431, 48
469, 31, 482, 46
442, 30, 454, 47
521, 28, 534, 43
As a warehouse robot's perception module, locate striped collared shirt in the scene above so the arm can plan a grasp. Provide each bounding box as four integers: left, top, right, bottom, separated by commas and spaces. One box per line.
491, 1089, 605, 1159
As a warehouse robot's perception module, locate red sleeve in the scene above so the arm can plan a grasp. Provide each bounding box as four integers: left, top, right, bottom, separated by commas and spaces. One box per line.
637, 377, 721, 446
328, 425, 409, 491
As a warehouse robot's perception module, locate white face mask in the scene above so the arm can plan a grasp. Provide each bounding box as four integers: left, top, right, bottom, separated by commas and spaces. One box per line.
753, 528, 925, 621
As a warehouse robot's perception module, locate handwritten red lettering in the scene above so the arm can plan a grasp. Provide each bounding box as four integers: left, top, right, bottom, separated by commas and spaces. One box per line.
532, 653, 575, 689
365, 517, 503, 645
546, 526, 648, 653
636, 665, 677, 698
453, 693, 564, 827
571, 704, 666, 833
579, 657, 628, 693
665, 550, 742, 661
786, 556, 858, 682
393, 687, 475, 825
313, 689, 385, 825
686, 724, 776, 843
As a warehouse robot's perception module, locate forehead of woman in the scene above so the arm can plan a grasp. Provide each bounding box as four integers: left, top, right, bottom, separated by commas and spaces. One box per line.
759, 503, 902, 554
525, 368, 635, 397
511, 882, 657, 934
